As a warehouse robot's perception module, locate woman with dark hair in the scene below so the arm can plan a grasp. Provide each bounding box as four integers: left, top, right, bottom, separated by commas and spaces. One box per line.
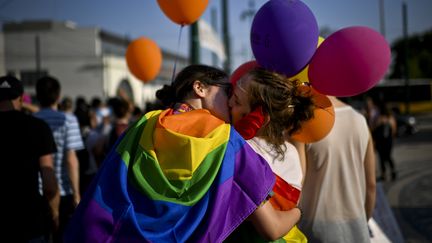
65, 64, 300, 242
373, 104, 397, 181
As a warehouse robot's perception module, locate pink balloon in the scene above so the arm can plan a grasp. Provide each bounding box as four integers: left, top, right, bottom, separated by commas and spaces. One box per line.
308, 26, 391, 97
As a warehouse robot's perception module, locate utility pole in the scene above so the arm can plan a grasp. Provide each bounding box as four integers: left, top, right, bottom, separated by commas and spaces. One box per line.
402, 1, 410, 114
378, 0, 386, 38
240, 0, 256, 60
35, 35, 41, 77
211, 8, 219, 66
190, 22, 200, 64
221, 0, 231, 73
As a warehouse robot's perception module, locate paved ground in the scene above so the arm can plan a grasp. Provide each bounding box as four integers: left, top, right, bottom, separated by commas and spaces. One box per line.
381, 113, 432, 242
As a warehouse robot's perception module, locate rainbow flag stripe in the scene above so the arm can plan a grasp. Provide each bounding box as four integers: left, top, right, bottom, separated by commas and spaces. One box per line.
65, 109, 275, 243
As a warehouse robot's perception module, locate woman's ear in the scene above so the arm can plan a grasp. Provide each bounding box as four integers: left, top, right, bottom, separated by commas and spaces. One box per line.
192, 80, 207, 98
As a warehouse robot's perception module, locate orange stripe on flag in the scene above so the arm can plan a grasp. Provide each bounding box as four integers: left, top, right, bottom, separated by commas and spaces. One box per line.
158, 109, 225, 137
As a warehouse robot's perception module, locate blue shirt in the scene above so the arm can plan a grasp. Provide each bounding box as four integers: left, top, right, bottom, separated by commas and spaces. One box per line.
35, 108, 84, 196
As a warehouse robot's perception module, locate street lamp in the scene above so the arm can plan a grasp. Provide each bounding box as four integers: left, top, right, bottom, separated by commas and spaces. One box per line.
378, 0, 386, 37
240, 0, 256, 60
402, 0, 410, 114
221, 0, 231, 73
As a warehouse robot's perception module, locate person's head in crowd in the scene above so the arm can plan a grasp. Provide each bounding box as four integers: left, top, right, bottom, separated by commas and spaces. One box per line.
108, 97, 130, 120
0, 75, 24, 110
75, 96, 89, 112
91, 97, 102, 110
229, 67, 315, 156
59, 96, 73, 112
156, 64, 231, 122
74, 96, 92, 129
36, 76, 61, 108
131, 105, 143, 122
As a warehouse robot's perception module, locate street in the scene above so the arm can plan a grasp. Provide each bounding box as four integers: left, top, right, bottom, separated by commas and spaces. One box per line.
382, 112, 432, 242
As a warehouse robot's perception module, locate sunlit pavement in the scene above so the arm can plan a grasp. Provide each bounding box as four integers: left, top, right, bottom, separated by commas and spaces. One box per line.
381, 113, 432, 242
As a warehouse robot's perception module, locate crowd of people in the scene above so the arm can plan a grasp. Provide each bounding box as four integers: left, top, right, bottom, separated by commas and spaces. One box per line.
0, 63, 400, 242
1, 75, 146, 242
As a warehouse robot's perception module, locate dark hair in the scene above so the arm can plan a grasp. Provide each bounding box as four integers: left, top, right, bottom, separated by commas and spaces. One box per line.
378, 103, 393, 117
36, 76, 61, 107
156, 64, 228, 107
132, 106, 142, 116
245, 67, 315, 157
0, 76, 23, 101
107, 97, 130, 119
91, 97, 102, 109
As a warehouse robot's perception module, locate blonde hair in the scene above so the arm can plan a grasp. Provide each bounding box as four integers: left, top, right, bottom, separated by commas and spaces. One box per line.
245, 67, 315, 157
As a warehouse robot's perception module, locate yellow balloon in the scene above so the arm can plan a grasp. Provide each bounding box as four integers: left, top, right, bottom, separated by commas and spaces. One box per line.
288, 36, 324, 84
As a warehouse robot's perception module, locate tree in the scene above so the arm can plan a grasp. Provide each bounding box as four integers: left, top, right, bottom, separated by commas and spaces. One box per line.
390, 29, 432, 79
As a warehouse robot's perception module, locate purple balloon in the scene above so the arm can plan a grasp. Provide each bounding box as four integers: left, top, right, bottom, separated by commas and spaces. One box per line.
251, 0, 319, 77
309, 26, 391, 97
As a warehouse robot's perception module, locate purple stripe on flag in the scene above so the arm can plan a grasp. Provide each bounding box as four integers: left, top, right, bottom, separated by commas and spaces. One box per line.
196, 140, 275, 242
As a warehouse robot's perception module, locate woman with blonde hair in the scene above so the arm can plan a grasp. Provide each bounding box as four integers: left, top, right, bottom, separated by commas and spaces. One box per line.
227, 67, 315, 242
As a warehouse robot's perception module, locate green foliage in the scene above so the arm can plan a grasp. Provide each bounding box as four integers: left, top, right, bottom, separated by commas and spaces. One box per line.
390, 29, 432, 78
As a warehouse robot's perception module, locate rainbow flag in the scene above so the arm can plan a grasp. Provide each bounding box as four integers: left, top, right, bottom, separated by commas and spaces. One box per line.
64, 109, 275, 243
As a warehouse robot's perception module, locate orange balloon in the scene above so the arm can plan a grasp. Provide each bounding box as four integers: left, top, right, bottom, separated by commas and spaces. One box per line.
126, 37, 162, 83
291, 86, 335, 143
157, 0, 209, 25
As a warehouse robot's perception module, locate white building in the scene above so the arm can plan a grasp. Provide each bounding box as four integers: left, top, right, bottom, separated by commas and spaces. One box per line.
2, 20, 189, 109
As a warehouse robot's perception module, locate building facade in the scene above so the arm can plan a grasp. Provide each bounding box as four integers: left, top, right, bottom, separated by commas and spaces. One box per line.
2, 20, 189, 109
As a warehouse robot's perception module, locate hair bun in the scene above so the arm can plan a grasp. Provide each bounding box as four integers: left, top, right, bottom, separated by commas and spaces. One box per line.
156, 85, 175, 107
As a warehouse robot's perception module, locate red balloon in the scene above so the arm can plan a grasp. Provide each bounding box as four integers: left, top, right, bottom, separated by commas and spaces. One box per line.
126, 37, 162, 83
230, 60, 259, 86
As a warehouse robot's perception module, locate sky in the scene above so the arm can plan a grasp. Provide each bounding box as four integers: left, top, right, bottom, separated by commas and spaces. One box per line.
1, 0, 432, 71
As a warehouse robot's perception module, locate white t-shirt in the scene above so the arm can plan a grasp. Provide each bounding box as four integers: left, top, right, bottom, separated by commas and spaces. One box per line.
299, 105, 371, 243
247, 136, 303, 190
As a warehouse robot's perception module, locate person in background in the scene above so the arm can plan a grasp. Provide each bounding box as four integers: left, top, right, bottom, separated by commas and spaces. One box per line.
64, 64, 300, 242
60, 96, 94, 195
0, 76, 59, 242
59, 97, 74, 113
299, 96, 376, 243
373, 103, 398, 181
130, 105, 143, 123
104, 97, 131, 152
74, 96, 91, 138
34, 76, 84, 243
227, 67, 314, 242
363, 96, 380, 130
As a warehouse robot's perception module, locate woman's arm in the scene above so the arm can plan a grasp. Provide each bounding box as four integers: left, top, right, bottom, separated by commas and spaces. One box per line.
40, 154, 60, 229
364, 133, 377, 220
248, 201, 301, 241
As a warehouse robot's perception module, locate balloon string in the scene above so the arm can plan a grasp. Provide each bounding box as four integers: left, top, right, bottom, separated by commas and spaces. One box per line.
171, 24, 184, 83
